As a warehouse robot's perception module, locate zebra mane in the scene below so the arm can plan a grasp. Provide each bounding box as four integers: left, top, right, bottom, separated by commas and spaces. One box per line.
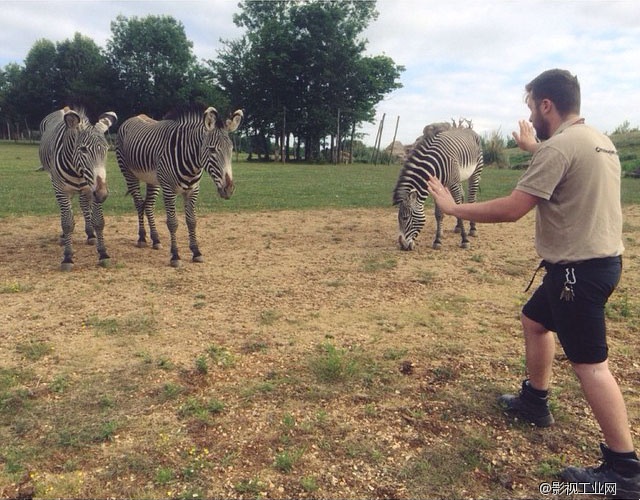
392, 184, 409, 206
162, 103, 224, 127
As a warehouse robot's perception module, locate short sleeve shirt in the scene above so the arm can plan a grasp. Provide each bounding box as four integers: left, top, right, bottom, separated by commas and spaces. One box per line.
515, 119, 624, 264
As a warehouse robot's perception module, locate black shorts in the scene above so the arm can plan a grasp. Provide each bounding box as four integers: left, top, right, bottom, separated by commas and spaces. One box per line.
522, 256, 622, 364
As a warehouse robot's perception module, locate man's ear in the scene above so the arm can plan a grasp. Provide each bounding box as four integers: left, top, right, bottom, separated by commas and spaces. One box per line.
540, 98, 553, 115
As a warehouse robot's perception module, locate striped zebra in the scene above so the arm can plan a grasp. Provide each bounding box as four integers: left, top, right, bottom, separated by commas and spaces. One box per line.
116, 106, 243, 267
393, 127, 484, 250
39, 107, 118, 271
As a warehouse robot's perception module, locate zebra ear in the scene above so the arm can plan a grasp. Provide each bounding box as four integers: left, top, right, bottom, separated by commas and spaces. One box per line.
63, 110, 82, 130
204, 107, 219, 131
226, 110, 243, 132
97, 112, 118, 132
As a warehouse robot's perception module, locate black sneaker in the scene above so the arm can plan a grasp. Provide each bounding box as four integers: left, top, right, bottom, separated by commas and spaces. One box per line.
561, 444, 640, 499
498, 380, 554, 427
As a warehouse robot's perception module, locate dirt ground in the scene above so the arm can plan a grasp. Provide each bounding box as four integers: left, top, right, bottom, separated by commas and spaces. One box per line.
1, 206, 639, 499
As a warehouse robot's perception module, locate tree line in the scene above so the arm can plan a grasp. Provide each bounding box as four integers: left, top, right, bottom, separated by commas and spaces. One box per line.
0, 0, 404, 162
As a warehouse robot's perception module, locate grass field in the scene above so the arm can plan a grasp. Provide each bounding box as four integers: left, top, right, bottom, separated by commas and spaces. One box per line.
1, 140, 639, 219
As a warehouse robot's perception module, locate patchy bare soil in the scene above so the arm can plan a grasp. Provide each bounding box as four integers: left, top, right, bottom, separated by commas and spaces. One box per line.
1, 207, 639, 499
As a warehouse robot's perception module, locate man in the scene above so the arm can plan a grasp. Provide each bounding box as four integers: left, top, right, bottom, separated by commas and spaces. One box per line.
426, 69, 639, 498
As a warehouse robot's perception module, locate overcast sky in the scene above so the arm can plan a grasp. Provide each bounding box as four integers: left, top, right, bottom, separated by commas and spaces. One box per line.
1, 0, 638, 146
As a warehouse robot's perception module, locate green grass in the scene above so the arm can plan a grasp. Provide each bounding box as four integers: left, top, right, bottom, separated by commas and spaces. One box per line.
309, 342, 360, 383
2, 140, 639, 219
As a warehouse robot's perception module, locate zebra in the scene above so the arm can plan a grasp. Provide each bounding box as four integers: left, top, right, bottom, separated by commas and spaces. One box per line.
116, 105, 243, 267
39, 107, 118, 271
393, 127, 484, 250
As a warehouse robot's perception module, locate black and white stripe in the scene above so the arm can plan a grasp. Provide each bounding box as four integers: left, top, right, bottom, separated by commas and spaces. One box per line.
38, 107, 118, 270
393, 128, 484, 250
115, 106, 243, 267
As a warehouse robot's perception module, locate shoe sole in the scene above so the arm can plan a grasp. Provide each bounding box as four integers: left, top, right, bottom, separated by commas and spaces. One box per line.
506, 412, 554, 427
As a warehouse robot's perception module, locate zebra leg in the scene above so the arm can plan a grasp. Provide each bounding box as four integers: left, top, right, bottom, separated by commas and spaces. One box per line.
133, 182, 149, 247
450, 184, 470, 248
433, 204, 444, 250
184, 188, 203, 263
457, 217, 470, 249
469, 220, 478, 237
144, 185, 162, 249
91, 201, 110, 267
122, 172, 151, 248
453, 185, 465, 234
467, 168, 482, 237
162, 190, 182, 267
55, 193, 75, 271
79, 191, 96, 245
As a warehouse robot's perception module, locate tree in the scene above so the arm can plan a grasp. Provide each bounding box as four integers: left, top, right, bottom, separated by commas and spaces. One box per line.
106, 14, 200, 119
0, 63, 25, 139
54, 33, 113, 114
1, 35, 114, 133
1, 15, 223, 133
212, 0, 403, 161
16, 39, 58, 128
214, 2, 297, 159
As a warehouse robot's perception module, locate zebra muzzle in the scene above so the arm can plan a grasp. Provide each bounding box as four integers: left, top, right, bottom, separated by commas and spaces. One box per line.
218, 174, 235, 199
93, 177, 109, 203
398, 235, 415, 251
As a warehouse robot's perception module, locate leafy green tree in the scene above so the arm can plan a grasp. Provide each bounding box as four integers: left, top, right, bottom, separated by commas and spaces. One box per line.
1, 35, 114, 133
15, 39, 58, 128
54, 33, 114, 114
2, 15, 223, 133
0, 63, 24, 138
213, 0, 403, 161
106, 14, 201, 119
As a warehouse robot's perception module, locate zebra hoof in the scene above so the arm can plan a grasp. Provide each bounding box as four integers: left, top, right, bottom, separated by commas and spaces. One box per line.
460, 242, 470, 249
170, 259, 182, 268
432, 243, 442, 250
98, 258, 111, 268
152, 243, 162, 250
192, 255, 204, 263
469, 229, 478, 237
86, 237, 97, 245
136, 241, 148, 248
60, 262, 74, 272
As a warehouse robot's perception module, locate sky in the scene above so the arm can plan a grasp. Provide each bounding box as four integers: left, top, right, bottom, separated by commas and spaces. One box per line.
1, 0, 639, 147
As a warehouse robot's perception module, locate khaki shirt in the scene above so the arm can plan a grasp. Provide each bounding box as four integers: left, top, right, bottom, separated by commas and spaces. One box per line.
516, 119, 624, 264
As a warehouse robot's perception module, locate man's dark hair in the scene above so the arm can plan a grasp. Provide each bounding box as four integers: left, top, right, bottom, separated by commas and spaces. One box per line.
526, 69, 581, 116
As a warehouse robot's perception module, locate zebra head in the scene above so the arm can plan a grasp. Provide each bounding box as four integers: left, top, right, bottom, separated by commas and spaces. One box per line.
394, 188, 426, 251
66, 109, 118, 204
200, 107, 243, 199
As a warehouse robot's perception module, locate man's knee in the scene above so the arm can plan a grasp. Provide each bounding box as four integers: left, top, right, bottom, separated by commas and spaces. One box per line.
571, 360, 610, 381
521, 312, 548, 335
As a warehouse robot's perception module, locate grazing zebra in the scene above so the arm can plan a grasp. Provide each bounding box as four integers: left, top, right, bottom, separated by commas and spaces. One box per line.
116, 106, 243, 267
39, 107, 118, 271
393, 127, 484, 250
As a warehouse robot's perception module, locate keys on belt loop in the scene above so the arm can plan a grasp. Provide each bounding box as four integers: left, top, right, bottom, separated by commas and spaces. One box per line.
560, 267, 576, 301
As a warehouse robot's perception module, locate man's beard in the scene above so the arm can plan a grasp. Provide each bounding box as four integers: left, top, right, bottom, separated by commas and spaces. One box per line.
534, 118, 551, 141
